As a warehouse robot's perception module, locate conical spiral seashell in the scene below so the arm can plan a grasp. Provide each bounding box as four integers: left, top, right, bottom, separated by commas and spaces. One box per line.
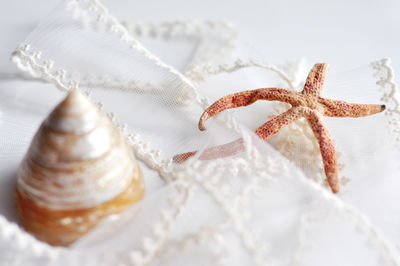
15, 89, 145, 246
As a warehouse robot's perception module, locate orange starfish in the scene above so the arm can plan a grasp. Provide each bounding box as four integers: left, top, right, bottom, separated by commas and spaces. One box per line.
174, 63, 385, 193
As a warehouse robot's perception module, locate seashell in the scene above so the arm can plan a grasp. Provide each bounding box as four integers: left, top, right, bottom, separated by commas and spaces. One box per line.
15, 89, 145, 246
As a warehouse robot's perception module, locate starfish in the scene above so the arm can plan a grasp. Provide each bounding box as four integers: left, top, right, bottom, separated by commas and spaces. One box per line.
174, 63, 385, 193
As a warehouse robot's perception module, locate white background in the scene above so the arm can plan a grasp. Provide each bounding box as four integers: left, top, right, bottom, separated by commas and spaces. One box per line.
0, 1, 399, 264
0, 0, 400, 78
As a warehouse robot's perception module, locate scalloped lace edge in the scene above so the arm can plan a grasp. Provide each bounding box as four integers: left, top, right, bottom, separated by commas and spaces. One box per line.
9, 46, 400, 266
5, 0, 400, 265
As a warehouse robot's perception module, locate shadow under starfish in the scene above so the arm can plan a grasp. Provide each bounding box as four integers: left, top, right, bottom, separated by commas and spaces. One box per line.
174, 63, 385, 193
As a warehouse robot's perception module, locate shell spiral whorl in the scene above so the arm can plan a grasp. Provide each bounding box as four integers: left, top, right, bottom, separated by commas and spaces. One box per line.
15, 89, 145, 246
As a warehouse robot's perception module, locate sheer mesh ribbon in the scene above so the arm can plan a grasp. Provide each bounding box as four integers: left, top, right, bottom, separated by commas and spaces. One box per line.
1, 0, 400, 265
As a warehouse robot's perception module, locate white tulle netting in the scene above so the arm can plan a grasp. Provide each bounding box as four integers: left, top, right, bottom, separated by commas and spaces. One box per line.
1, 0, 400, 265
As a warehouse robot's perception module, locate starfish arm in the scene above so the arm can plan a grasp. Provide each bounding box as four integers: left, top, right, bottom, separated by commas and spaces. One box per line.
199, 88, 300, 130
305, 110, 340, 193
173, 138, 245, 163
174, 107, 303, 163
254, 107, 303, 140
302, 63, 329, 96
319, 98, 386, 117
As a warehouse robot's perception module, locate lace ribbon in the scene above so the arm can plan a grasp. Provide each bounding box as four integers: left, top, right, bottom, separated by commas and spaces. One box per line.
5, 0, 400, 265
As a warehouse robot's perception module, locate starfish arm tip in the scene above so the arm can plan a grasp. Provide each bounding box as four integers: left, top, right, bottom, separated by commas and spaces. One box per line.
198, 113, 209, 131
172, 154, 184, 163
328, 174, 340, 193
173, 151, 197, 163
198, 122, 206, 131
331, 184, 340, 194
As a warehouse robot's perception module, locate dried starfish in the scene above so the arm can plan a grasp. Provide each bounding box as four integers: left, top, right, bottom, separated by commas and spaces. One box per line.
174, 63, 385, 193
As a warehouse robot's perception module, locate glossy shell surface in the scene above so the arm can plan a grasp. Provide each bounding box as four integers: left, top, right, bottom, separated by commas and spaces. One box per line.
15, 90, 145, 246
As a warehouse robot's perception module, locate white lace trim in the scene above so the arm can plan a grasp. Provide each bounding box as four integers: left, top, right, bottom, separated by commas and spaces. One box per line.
143, 149, 400, 266
289, 177, 400, 266
371, 58, 400, 144
10, 45, 400, 266
11, 44, 184, 102
12, 18, 237, 99
11, 44, 176, 185
6, 1, 400, 265
66, 0, 207, 106
124, 180, 196, 265
10, 44, 271, 177
182, 58, 347, 187
152, 223, 230, 265
120, 19, 237, 74
0, 215, 65, 259
184, 59, 295, 89
11, 44, 71, 91
120, 19, 235, 39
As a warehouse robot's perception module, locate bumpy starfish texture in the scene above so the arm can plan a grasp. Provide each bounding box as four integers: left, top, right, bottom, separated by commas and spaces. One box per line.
174, 63, 385, 193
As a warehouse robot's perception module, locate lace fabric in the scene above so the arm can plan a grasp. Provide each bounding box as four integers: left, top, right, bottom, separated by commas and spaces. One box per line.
1, 0, 400, 265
